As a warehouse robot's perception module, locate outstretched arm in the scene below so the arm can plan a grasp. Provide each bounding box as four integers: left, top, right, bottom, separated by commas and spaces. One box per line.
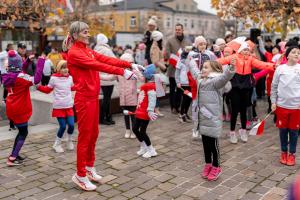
92, 50, 131, 69
212, 65, 235, 89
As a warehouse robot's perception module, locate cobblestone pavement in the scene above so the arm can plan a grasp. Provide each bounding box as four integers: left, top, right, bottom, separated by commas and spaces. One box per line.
0, 100, 299, 200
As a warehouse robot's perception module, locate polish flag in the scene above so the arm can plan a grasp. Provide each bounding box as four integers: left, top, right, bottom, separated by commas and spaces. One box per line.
183, 90, 193, 98
226, 36, 246, 52
169, 54, 179, 68
249, 113, 271, 136
57, 0, 74, 12
123, 110, 135, 115
168, 49, 183, 68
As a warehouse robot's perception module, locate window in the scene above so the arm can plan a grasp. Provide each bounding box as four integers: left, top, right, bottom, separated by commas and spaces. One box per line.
166, 17, 171, 28
130, 16, 136, 27
184, 19, 188, 28
183, 4, 186, 10
191, 20, 194, 29
176, 4, 179, 10
205, 20, 208, 27
191, 5, 194, 12
177, 18, 180, 23
198, 20, 202, 28
110, 18, 115, 28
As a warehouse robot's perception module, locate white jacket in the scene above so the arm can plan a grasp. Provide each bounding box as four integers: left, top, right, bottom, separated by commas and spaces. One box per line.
271, 64, 300, 109
94, 43, 117, 86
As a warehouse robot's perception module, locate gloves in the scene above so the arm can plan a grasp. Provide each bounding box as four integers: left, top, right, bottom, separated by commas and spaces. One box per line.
148, 111, 158, 121
131, 63, 145, 72
123, 69, 137, 80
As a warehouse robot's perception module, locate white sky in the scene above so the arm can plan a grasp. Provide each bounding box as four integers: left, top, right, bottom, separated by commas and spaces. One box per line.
195, 0, 217, 14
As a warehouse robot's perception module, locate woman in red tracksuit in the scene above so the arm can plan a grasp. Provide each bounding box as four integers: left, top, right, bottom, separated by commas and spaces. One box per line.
66, 21, 138, 191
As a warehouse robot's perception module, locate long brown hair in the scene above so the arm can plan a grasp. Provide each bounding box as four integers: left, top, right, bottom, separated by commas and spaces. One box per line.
206, 61, 223, 73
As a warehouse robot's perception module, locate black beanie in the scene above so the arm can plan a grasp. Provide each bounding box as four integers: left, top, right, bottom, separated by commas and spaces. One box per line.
285, 46, 299, 58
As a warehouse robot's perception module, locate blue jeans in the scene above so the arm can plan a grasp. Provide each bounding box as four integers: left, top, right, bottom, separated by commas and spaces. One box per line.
57, 116, 75, 138
279, 128, 299, 154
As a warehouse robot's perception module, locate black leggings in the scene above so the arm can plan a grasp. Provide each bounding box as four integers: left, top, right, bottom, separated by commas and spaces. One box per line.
230, 88, 251, 131
11, 125, 28, 158
179, 86, 192, 115
132, 118, 151, 146
122, 106, 136, 130
101, 85, 114, 121
169, 77, 181, 111
202, 135, 220, 167
223, 93, 232, 116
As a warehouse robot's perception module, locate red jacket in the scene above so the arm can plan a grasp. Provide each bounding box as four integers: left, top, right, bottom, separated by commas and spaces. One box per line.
67, 41, 131, 99
6, 73, 33, 124
135, 82, 156, 120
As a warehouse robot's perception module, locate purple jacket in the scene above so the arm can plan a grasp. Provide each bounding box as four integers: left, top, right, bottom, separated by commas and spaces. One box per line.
2, 57, 45, 87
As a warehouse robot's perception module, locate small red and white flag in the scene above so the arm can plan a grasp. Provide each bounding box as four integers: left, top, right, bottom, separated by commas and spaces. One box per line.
168, 49, 183, 68
123, 110, 135, 115
183, 90, 193, 98
249, 113, 271, 136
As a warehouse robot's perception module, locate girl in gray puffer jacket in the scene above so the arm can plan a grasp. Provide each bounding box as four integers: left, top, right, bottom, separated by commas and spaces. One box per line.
190, 60, 235, 181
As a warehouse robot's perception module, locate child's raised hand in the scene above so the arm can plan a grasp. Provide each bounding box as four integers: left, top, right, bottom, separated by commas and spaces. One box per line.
230, 57, 236, 67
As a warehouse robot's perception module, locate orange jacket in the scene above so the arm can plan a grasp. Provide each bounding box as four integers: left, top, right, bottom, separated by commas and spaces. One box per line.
217, 54, 274, 75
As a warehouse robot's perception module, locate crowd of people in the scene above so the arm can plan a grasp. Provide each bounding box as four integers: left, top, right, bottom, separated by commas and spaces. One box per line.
0, 16, 300, 192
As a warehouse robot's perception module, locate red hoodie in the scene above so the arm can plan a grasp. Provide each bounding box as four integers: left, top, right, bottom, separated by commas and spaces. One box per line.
67, 41, 131, 98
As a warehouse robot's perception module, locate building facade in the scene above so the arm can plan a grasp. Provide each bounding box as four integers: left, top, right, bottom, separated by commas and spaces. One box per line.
90, 0, 224, 46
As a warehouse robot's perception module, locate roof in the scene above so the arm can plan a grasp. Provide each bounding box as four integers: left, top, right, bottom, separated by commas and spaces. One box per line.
90, 0, 217, 16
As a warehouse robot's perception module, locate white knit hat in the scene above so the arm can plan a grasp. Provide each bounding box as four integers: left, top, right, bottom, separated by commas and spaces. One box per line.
96, 33, 108, 45
238, 42, 250, 53
151, 31, 163, 41
148, 16, 158, 27
120, 53, 134, 63
215, 38, 226, 46
194, 36, 207, 47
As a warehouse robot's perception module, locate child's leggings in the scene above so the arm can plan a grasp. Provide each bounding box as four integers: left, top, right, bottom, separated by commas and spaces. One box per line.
202, 135, 220, 167
11, 124, 28, 158
122, 106, 136, 130
57, 116, 75, 138
230, 88, 251, 131
132, 118, 151, 146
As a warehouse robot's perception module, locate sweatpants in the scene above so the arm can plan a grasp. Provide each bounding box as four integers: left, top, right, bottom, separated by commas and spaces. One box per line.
222, 93, 232, 116
56, 116, 75, 138
75, 96, 99, 177
122, 106, 136, 130
132, 118, 151, 146
202, 135, 220, 167
179, 86, 192, 115
230, 88, 251, 131
11, 124, 28, 158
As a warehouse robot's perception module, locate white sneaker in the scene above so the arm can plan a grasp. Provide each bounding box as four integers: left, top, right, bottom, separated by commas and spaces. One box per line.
137, 142, 147, 155
229, 131, 238, 144
239, 129, 248, 143
53, 138, 64, 153
130, 133, 136, 139
86, 167, 102, 182
192, 129, 199, 138
124, 130, 131, 138
142, 145, 157, 158
72, 174, 96, 191
66, 134, 74, 150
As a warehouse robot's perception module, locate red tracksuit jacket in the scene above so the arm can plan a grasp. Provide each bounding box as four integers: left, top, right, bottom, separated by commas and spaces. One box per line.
67, 41, 131, 98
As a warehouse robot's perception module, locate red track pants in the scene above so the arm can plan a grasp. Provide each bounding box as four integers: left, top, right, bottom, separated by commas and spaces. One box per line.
75, 95, 99, 177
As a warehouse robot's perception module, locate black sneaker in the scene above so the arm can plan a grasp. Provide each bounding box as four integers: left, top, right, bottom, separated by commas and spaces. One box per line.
179, 114, 187, 123
7, 157, 23, 167
17, 155, 26, 161
9, 127, 17, 131
100, 120, 111, 125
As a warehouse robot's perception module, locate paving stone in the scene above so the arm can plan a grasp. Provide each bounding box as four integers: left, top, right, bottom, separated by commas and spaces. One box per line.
15, 188, 43, 199
240, 192, 262, 200
138, 188, 165, 200
122, 187, 145, 198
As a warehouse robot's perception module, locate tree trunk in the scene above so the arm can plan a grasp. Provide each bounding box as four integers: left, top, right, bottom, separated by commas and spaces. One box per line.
281, 11, 289, 40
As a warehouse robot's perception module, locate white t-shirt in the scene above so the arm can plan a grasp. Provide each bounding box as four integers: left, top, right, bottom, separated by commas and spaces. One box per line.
48, 75, 74, 109
271, 64, 300, 109
43, 59, 53, 76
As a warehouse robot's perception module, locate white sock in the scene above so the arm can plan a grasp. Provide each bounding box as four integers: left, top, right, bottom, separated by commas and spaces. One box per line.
67, 134, 73, 141
86, 166, 93, 171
